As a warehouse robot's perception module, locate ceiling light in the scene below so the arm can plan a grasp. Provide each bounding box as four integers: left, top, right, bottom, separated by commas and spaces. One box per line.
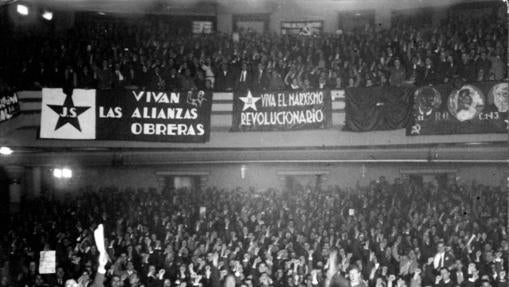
0, 146, 13, 155
53, 169, 62, 178
62, 168, 72, 178
17, 4, 29, 16
42, 11, 53, 21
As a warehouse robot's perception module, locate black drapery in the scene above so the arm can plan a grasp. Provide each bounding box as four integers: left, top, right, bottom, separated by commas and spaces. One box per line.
344, 85, 413, 131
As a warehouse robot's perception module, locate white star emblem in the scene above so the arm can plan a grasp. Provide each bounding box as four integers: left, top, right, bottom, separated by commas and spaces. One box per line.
239, 90, 260, 111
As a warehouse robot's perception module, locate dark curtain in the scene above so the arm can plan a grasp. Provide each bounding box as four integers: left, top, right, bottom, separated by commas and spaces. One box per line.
344, 85, 413, 131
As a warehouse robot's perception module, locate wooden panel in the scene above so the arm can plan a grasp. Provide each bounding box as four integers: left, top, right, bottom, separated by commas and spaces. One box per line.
18, 91, 42, 100
211, 103, 233, 112
213, 92, 234, 101
19, 102, 42, 112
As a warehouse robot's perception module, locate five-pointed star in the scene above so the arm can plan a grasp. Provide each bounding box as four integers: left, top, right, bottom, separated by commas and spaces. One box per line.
239, 90, 261, 111
47, 91, 90, 131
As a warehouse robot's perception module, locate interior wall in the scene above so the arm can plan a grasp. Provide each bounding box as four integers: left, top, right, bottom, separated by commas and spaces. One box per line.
454, 165, 508, 187
42, 163, 507, 198
374, 9, 391, 29
431, 7, 448, 26
216, 0, 465, 34
217, 13, 233, 34
0, 167, 10, 220
217, 1, 271, 33
47, 166, 160, 198
53, 10, 75, 34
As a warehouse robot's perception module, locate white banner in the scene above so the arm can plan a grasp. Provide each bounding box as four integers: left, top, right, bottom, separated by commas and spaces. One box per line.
281, 21, 323, 36
192, 21, 213, 34
39, 251, 56, 274
40, 88, 96, 139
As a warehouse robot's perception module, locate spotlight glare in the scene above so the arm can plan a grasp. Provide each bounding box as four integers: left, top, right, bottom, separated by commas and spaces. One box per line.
62, 168, 72, 178
42, 11, 53, 21
17, 4, 29, 16
0, 146, 13, 155
240, 165, 246, 179
53, 169, 62, 178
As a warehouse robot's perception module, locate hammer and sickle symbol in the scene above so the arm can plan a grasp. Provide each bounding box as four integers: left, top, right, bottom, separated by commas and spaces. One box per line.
411, 124, 421, 135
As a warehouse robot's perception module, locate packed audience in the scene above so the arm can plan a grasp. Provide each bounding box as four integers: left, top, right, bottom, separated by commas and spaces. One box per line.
1, 177, 507, 287
0, 8, 507, 92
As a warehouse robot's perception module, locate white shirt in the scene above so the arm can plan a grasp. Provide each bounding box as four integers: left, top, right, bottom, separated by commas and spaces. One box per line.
434, 252, 445, 269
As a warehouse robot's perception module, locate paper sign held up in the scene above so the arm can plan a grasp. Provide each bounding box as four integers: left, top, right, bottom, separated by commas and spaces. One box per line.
39, 251, 56, 274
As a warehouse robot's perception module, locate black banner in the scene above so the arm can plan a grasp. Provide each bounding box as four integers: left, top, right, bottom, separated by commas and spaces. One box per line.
344, 86, 413, 131
0, 91, 20, 123
232, 90, 332, 132
407, 82, 508, 135
40, 88, 212, 142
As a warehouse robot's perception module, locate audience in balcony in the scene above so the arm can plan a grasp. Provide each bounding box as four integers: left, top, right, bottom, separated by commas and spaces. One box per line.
0, 9, 506, 92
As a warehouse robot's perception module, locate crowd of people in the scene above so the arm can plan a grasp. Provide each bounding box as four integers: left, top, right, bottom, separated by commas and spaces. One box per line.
0, 7, 507, 92
1, 177, 507, 287
1, 4, 507, 287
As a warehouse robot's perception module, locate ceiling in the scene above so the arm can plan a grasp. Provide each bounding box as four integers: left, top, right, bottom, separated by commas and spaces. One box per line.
15, 0, 494, 14
13, 0, 215, 14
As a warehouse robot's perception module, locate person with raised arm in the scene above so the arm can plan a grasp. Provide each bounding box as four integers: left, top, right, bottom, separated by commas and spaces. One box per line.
325, 249, 351, 287
91, 224, 109, 287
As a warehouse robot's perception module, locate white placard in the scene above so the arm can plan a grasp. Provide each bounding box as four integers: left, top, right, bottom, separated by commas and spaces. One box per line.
40, 88, 96, 139
39, 251, 56, 274
232, 32, 239, 43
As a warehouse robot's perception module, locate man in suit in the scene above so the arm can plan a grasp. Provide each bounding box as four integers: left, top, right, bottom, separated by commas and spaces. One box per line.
433, 241, 455, 271
44, 266, 67, 287
349, 265, 368, 287
166, 67, 180, 90
214, 63, 234, 91
475, 51, 491, 80
252, 62, 269, 91
436, 268, 454, 287
421, 235, 435, 265
235, 62, 253, 91
451, 259, 467, 286
422, 257, 437, 287
54, 267, 67, 287
457, 52, 476, 82
422, 57, 438, 85
463, 263, 480, 287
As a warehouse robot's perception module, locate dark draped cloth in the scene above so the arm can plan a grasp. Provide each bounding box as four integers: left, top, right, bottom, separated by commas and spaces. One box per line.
344, 85, 413, 131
